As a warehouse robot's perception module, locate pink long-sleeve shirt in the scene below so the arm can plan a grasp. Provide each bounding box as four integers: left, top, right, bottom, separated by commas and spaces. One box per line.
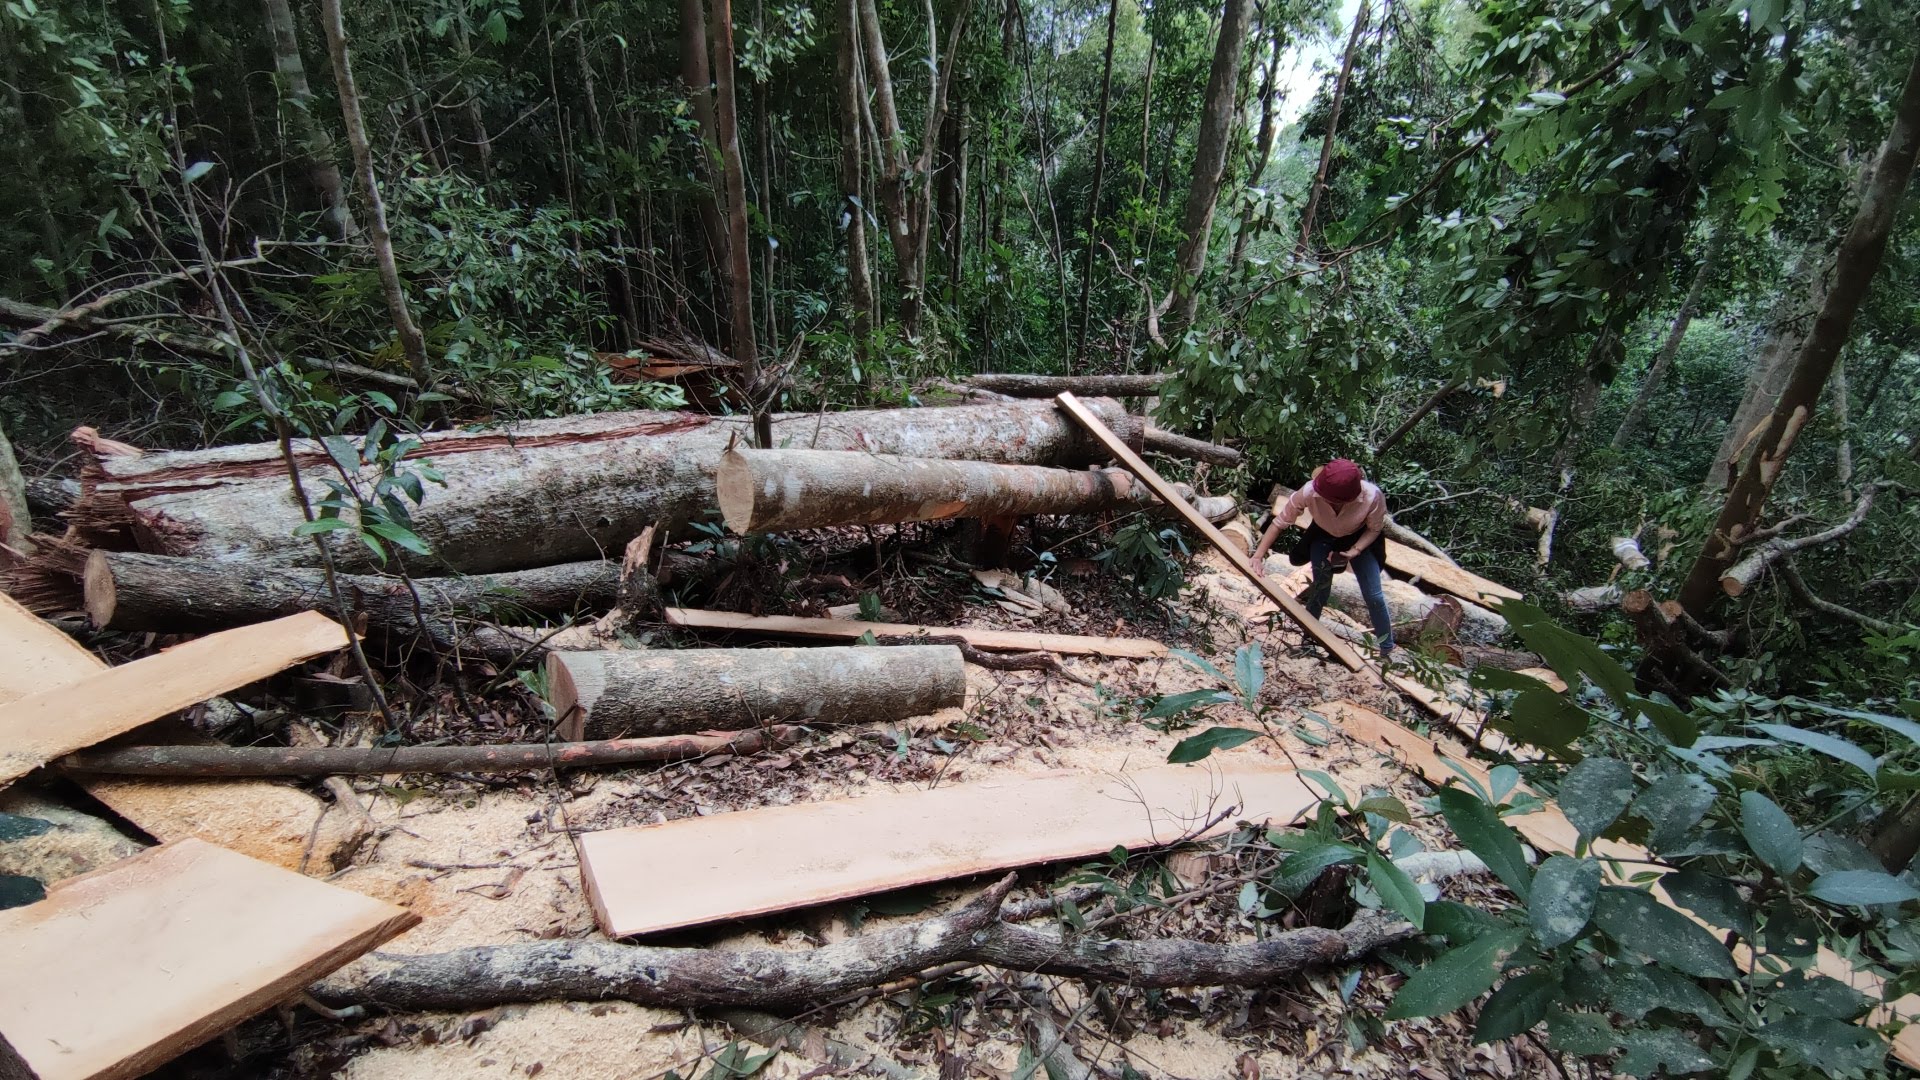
1276, 480, 1388, 548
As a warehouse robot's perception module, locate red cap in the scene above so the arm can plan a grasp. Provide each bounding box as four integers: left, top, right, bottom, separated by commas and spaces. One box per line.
1316, 458, 1364, 502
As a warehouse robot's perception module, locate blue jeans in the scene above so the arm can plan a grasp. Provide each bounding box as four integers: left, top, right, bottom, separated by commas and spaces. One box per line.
1302, 535, 1395, 653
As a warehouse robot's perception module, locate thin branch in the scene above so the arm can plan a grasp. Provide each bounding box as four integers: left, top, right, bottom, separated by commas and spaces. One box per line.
1776, 557, 1902, 636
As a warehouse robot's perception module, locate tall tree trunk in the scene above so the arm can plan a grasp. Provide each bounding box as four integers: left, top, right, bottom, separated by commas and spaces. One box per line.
318, 0, 432, 387
1164, 0, 1253, 330
1134, 33, 1155, 212
454, 30, 494, 180
261, 0, 357, 237
859, 0, 919, 330
389, 20, 442, 168
1678, 51, 1920, 617
681, 0, 730, 320
938, 99, 969, 303
837, 0, 875, 369
708, 0, 767, 443
1229, 22, 1284, 270
567, 0, 640, 344
1296, 0, 1367, 255
1610, 228, 1724, 450
1832, 353, 1854, 502
754, 0, 778, 358
1073, 0, 1121, 362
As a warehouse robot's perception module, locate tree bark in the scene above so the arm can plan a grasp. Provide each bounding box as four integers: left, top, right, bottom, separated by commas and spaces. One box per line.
1296, 0, 1367, 254
1832, 352, 1854, 501
318, 0, 431, 387
60, 727, 803, 778
708, 0, 765, 441
546, 644, 965, 740
1679, 52, 1920, 616
716, 449, 1153, 534
968, 373, 1167, 397
1073, 0, 1121, 360
1164, 0, 1254, 330
70, 398, 1138, 573
1706, 247, 1823, 490
1716, 484, 1877, 598
836, 0, 875, 368
1611, 228, 1725, 450
83, 550, 621, 633
312, 874, 1412, 1010
261, 0, 356, 237
1144, 426, 1241, 467
1229, 21, 1285, 270
0, 416, 27, 554
681, 0, 730, 304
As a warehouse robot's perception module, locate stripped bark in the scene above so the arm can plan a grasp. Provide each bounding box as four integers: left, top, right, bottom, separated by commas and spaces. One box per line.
968, 373, 1167, 398
312, 874, 1414, 1010
546, 644, 966, 740
71, 398, 1138, 573
60, 727, 803, 777
716, 449, 1153, 533
1717, 484, 1877, 597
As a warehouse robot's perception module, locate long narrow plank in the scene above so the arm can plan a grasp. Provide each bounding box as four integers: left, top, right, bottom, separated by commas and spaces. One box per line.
664, 607, 1167, 659
1316, 699, 1920, 1070
1382, 541, 1522, 605
1054, 393, 1363, 670
0, 838, 418, 1080
0, 611, 349, 786
580, 761, 1321, 937
0, 592, 101, 704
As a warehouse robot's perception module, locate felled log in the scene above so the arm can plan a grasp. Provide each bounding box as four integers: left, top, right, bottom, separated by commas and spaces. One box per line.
546, 645, 966, 740
70, 398, 1139, 573
716, 449, 1153, 534
1143, 426, 1241, 467
59, 727, 802, 777
311, 873, 1414, 1011
966, 373, 1167, 397
1313, 573, 1507, 645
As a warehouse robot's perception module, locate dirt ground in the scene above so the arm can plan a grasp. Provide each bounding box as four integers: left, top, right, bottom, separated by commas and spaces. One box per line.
122, 548, 1548, 1080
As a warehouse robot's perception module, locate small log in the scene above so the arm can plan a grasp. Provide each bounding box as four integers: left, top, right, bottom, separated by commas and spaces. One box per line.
59, 727, 803, 777
716, 449, 1154, 535
665, 607, 1168, 658
311, 874, 1414, 1012
546, 645, 966, 740
1611, 536, 1651, 571
967, 373, 1168, 397
1143, 426, 1241, 467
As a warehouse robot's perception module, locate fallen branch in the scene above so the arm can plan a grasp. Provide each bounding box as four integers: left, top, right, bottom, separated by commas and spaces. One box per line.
312, 873, 1413, 1011
968, 373, 1167, 398
1720, 485, 1879, 597
58, 727, 805, 777
1776, 557, 1901, 636
1143, 426, 1240, 467
880, 634, 1094, 687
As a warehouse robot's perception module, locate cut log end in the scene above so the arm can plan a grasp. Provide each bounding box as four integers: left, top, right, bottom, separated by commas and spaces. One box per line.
545, 650, 601, 742
83, 548, 116, 628
715, 449, 756, 534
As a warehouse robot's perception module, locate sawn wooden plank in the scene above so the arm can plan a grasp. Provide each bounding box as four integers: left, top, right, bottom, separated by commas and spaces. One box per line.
0, 611, 349, 786
579, 761, 1322, 937
0, 838, 417, 1080
664, 607, 1167, 659
1053, 393, 1364, 670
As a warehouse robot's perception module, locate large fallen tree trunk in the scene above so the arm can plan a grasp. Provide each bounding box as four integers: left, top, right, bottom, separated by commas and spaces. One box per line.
59, 726, 803, 777
312, 874, 1412, 1011
1143, 426, 1240, 467
716, 449, 1153, 534
967, 373, 1167, 397
69, 399, 1140, 574
547, 644, 966, 740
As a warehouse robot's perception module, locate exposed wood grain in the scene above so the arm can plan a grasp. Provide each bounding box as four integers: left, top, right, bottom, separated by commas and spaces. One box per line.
664, 607, 1167, 659
1054, 393, 1363, 670
0, 838, 417, 1080
1317, 699, 1920, 1070
0, 611, 349, 786
0, 592, 99, 704
579, 761, 1322, 937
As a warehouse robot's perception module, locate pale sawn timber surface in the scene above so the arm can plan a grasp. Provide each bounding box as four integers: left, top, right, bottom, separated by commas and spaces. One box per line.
577, 760, 1323, 937
0, 838, 417, 1080
663, 607, 1168, 658
546, 644, 966, 741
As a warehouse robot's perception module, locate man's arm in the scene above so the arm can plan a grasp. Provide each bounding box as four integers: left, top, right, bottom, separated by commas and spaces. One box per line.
1251, 486, 1309, 574
1344, 489, 1388, 560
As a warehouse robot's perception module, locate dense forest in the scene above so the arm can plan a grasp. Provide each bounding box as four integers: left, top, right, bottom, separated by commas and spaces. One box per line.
3, 0, 1920, 1073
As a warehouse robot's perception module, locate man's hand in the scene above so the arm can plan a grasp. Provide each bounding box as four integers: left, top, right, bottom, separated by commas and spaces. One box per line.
1328, 550, 1353, 568
1251, 555, 1266, 576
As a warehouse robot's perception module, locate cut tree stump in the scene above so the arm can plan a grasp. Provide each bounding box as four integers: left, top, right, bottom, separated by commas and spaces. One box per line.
0, 838, 416, 1080
0, 611, 350, 787
577, 761, 1324, 936
1054, 393, 1363, 670
966, 373, 1167, 397
69, 399, 1140, 574
546, 645, 966, 741
716, 448, 1153, 534
664, 607, 1167, 659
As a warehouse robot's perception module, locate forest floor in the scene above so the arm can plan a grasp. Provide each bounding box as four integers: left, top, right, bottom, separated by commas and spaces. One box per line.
126, 544, 1554, 1080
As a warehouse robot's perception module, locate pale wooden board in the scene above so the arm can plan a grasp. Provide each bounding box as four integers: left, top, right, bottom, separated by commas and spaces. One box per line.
1269, 498, 1522, 606
0, 600, 358, 871
580, 761, 1322, 937
0, 610, 349, 785
1316, 699, 1920, 1070
0, 838, 417, 1080
664, 607, 1167, 659
1053, 393, 1363, 671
